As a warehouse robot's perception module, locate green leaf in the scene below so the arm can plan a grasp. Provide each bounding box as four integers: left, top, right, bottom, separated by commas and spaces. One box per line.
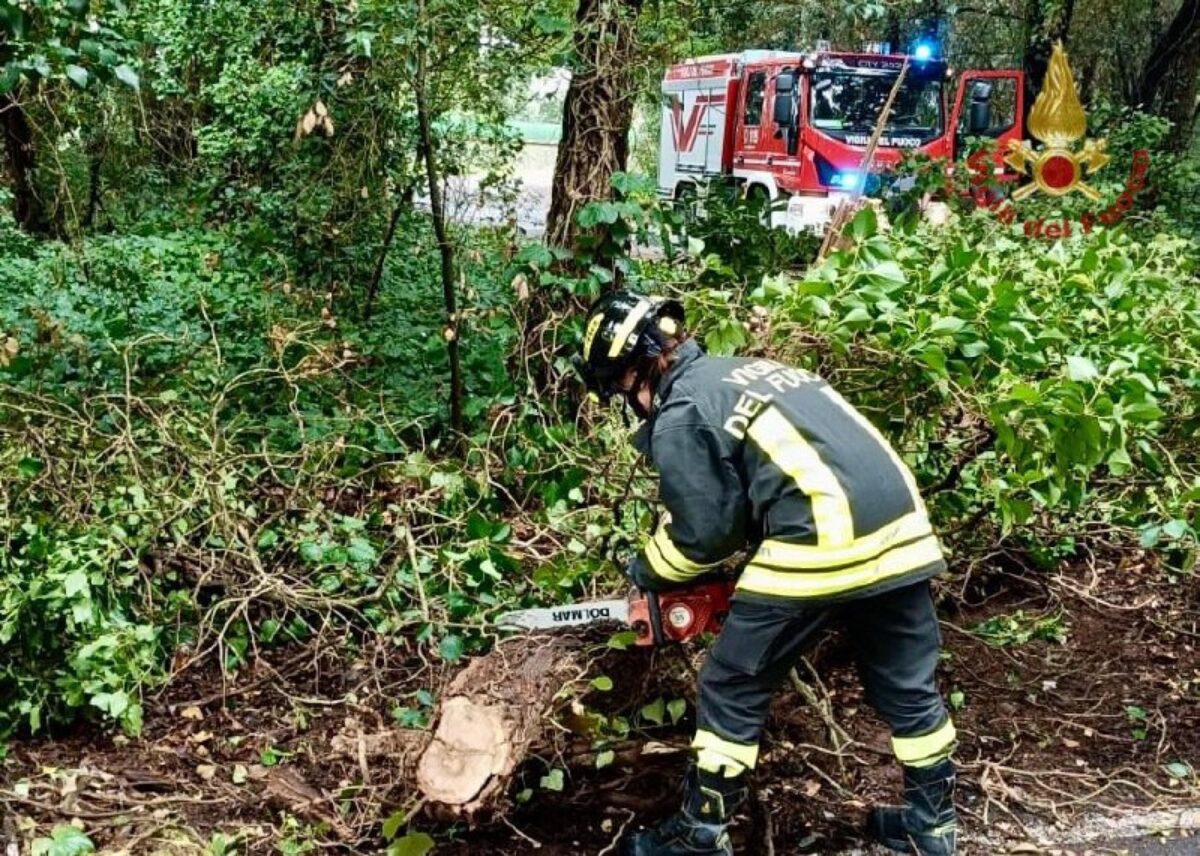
595, 749, 615, 769
91, 691, 129, 717
122, 703, 144, 737
1008, 383, 1040, 403
534, 12, 570, 33
66, 64, 89, 89
867, 260, 906, 284
639, 697, 665, 726
387, 832, 435, 856
928, 316, 966, 336
438, 635, 464, 663
1164, 761, 1193, 779
667, 698, 687, 724
381, 810, 408, 841
607, 630, 638, 650
1162, 519, 1190, 540
1066, 355, 1099, 382
298, 541, 323, 563
590, 675, 613, 692
849, 206, 878, 240
540, 767, 565, 791
31, 826, 94, 856
113, 64, 139, 90
949, 690, 966, 710
347, 537, 377, 565
1107, 446, 1132, 475
63, 570, 89, 598
0, 63, 20, 96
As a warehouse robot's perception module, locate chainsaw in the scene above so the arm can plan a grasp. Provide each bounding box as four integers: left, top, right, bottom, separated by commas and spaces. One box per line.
495, 579, 734, 646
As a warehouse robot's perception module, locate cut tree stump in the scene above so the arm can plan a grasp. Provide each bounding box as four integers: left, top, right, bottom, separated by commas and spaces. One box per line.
416, 633, 591, 818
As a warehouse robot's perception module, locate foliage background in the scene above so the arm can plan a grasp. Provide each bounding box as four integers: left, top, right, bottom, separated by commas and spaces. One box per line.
0, 0, 1197, 757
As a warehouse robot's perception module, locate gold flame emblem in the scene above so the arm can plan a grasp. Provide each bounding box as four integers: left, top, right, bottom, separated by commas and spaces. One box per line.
1006, 42, 1108, 200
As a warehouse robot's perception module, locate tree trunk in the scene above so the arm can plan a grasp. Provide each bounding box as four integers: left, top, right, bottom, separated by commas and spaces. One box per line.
416, 634, 593, 817
415, 0, 464, 436
545, 0, 644, 252
1022, 0, 1076, 108
1135, 0, 1200, 152
1, 87, 44, 233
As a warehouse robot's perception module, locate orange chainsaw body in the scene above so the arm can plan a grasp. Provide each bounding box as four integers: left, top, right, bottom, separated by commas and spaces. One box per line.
627, 580, 735, 646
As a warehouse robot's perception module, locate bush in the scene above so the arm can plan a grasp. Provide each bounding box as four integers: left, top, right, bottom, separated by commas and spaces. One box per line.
744, 208, 1199, 552
0, 223, 616, 736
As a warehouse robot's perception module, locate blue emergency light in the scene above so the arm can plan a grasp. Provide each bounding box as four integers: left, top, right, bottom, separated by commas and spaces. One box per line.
913, 42, 935, 61
831, 171, 863, 190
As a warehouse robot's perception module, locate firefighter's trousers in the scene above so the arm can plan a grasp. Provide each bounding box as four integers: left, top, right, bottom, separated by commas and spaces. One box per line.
690, 580, 955, 775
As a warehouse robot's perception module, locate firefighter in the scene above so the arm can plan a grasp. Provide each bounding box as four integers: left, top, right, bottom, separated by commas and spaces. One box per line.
575, 291, 958, 856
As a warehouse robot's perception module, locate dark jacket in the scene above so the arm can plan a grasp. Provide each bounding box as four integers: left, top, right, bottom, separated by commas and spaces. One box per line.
628, 340, 945, 603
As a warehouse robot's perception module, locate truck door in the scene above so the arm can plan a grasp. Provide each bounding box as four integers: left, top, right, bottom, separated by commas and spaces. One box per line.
733, 63, 797, 196
736, 68, 769, 159
950, 70, 1024, 169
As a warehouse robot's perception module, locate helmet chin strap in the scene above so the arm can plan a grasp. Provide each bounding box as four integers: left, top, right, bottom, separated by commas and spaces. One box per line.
624, 361, 657, 421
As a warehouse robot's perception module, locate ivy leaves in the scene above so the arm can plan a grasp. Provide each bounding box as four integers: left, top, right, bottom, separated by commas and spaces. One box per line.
0, 0, 140, 94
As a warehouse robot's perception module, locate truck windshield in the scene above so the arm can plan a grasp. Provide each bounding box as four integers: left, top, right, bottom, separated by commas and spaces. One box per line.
811, 71, 943, 146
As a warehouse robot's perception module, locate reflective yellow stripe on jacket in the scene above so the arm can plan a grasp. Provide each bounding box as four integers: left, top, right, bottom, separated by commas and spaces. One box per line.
746, 407, 854, 547
644, 514, 723, 582
740, 405, 943, 599
739, 534, 943, 598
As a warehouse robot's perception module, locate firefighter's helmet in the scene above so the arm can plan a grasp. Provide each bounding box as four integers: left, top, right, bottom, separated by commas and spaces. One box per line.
575, 291, 685, 401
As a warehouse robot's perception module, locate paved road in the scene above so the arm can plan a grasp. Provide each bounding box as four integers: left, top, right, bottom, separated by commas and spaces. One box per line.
417, 142, 555, 237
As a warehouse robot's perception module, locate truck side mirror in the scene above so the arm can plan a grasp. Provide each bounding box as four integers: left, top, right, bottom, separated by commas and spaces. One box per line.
773, 92, 795, 126
968, 100, 992, 134
966, 81, 993, 134
773, 74, 796, 126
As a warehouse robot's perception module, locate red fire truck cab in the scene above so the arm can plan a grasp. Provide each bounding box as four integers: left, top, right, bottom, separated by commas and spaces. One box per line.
658, 46, 1025, 230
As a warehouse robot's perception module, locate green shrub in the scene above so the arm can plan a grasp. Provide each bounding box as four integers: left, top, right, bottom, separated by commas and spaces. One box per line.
742, 208, 1199, 552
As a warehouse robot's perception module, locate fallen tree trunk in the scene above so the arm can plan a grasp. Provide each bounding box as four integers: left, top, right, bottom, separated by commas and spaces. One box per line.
416, 633, 592, 817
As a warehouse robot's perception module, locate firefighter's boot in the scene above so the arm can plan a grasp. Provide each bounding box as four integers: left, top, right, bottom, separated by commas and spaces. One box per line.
866, 758, 957, 855
619, 765, 746, 856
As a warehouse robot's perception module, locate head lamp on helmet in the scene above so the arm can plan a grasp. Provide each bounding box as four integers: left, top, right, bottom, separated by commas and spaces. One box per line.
575, 291, 685, 402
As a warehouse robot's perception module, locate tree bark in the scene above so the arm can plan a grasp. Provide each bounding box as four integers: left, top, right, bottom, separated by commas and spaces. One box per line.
1, 87, 44, 233
545, 0, 644, 252
416, 634, 592, 817
362, 201, 406, 323
414, 0, 464, 436
1135, 0, 1200, 152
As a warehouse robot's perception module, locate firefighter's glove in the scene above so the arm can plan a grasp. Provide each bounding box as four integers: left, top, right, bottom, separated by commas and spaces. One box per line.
625, 555, 669, 592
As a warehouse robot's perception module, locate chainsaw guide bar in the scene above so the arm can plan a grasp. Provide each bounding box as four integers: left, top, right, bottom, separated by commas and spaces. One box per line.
495, 599, 630, 630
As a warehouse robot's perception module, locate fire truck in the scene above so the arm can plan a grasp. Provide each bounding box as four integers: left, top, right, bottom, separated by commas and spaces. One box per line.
658, 44, 1025, 230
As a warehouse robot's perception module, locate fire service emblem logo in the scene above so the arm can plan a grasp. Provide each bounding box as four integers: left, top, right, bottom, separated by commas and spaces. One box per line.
1005, 42, 1109, 201
969, 41, 1150, 238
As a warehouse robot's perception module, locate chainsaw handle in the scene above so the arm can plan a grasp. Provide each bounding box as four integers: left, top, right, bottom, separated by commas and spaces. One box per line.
644, 590, 666, 646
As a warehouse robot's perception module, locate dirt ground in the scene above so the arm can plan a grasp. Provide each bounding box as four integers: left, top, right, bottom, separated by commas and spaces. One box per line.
2, 550, 1197, 855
